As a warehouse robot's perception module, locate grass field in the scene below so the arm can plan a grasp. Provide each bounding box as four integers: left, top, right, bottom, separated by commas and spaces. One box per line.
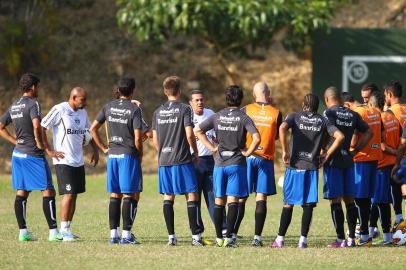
0, 173, 405, 270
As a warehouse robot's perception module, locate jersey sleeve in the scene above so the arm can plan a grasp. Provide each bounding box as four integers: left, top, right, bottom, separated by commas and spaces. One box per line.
183, 106, 194, 128
30, 101, 41, 120
199, 114, 215, 133
152, 110, 157, 131
325, 118, 339, 136
244, 115, 259, 135
95, 106, 106, 124
284, 113, 296, 128
41, 105, 61, 129
0, 109, 12, 126
132, 108, 142, 130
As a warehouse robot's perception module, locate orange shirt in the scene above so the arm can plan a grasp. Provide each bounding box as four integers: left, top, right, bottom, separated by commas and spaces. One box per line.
245, 103, 281, 160
353, 105, 383, 162
379, 111, 400, 168
389, 103, 406, 127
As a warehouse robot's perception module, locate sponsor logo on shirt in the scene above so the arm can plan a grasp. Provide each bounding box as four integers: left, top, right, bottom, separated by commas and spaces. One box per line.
67, 129, 87, 134
371, 143, 380, 149
108, 116, 128, 124
219, 116, 240, 122
12, 152, 27, 158
221, 151, 235, 157
299, 151, 312, 159
162, 147, 173, 153
17, 139, 24, 144
111, 136, 123, 142
11, 104, 26, 111
66, 184, 72, 191
218, 124, 238, 131
110, 107, 132, 115
158, 117, 178, 124
159, 108, 180, 115
336, 119, 353, 127
299, 124, 321, 132
300, 115, 323, 124
11, 112, 23, 119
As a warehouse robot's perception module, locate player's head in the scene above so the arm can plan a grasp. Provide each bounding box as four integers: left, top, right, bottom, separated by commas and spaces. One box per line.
117, 77, 136, 98
252, 82, 271, 103
341, 92, 355, 109
384, 80, 403, 106
361, 83, 379, 104
189, 89, 205, 115
302, 93, 319, 113
324, 86, 341, 108
163, 76, 181, 98
19, 73, 40, 98
225, 85, 244, 107
368, 91, 385, 111
69, 87, 87, 110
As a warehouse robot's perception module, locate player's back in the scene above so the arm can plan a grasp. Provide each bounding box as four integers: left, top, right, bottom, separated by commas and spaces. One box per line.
152, 100, 193, 166
352, 105, 382, 162
245, 103, 280, 160
102, 99, 142, 156
389, 103, 406, 128
379, 111, 401, 168
7, 96, 43, 157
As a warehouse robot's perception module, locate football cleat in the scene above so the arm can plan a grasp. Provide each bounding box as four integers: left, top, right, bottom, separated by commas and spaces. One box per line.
109, 237, 120, 244
19, 231, 37, 242
223, 238, 238, 248
298, 242, 308, 249
61, 231, 76, 242
201, 237, 213, 246
356, 237, 372, 247
347, 238, 356, 247
251, 239, 263, 247
378, 240, 393, 246
271, 240, 284, 248
327, 240, 347, 248
120, 234, 140, 245
215, 238, 224, 247
371, 228, 380, 239
192, 238, 204, 247
167, 238, 177, 246
48, 232, 63, 242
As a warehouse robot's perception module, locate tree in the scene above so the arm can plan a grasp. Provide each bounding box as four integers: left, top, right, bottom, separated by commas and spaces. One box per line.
116, 0, 342, 83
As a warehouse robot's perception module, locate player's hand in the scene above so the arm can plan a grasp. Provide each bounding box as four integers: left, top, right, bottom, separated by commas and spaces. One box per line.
102, 148, 109, 154
192, 153, 199, 166
241, 150, 250, 157
282, 151, 290, 165
91, 149, 99, 167
211, 146, 218, 156
46, 150, 65, 161
142, 130, 152, 142
319, 152, 330, 168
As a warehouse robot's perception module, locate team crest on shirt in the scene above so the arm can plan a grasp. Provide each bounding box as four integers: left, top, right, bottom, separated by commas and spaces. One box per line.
66, 184, 72, 191
74, 118, 80, 125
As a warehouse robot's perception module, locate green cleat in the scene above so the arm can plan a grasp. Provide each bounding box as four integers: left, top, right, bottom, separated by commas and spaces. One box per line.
215, 238, 224, 247
49, 232, 64, 242
223, 238, 238, 248
19, 231, 37, 242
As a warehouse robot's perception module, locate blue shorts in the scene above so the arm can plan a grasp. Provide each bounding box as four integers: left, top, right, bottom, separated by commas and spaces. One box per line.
283, 168, 318, 205
213, 165, 248, 198
158, 162, 197, 195
247, 156, 276, 195
395, 158, 406, 184
372, 166, 392, 204
323, 165, 355, 199
354, 161, 377, 199
107, 154, 142, 193
11, 150, 53, 191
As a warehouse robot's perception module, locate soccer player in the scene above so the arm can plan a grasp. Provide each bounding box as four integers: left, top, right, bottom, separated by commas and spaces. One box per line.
152, 76, 202, 246
323, 87, 372, 248
384, 80, 405, 227
195, 85, 261, 248
189, 89, 227, 240
41, 87, 99, 241
342, 92, 383, 246
0, 73, 62, 242
361, 83, 379, 104
90, 77, 143, 244
368, 91, 400, 245
392, 126, 406, 220
271, 94, 344, 248
233, 82, 282, 247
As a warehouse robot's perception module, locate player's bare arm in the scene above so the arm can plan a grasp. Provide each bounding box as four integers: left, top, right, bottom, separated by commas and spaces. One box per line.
0, 122, 17, 145
279, 122, 290, 164
152, 130, 159, 151
350, 128, 373, 155
41, 127, 65, 161
89, 139, 99, 167
32, 118, 45, 150
322, 130, 345, 165
134, 128, 143, 162
194, 126, 217, 154
241, 132, 260, 157
186, 125, 198, 162
89, 120, 108, 154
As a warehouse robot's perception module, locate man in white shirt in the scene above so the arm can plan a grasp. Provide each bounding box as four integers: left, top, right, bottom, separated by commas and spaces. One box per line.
41, 87, 99, 241
189, 90, 226, 238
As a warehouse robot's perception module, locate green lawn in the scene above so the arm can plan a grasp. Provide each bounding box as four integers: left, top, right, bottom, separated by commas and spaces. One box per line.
0, 174, 404, 270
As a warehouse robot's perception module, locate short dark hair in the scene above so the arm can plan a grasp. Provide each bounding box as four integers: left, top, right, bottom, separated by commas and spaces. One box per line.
225, 85, 244, 107
341, 92, 355, 103
189, 89, 204, 100
384, 80, 403, 98
117, 77, 135, 97
163, 76, 181, 96
370, 91, 385, 110
302, 93, 319, 113
19, 73, 40, 92
361, 83, 379, 93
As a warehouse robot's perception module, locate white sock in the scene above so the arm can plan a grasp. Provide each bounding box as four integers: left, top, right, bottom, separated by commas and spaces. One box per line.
122, 230, 131, 238
336, 238, 344, 243
60, 221, 69, 232
110, 229, 118, 238
299, 236, 307, 244
383, 233, 392, 242
192, 234, 201, 241
116, 227, 120, 237
19, 228, 28, 235
168, 234, 176, 240
368, 227, 376, 237
275, 235, 284, 243
222, 229, 227, 236
395, 214, 403, 223
254, 235, 262, 241
49, 228, 58, 236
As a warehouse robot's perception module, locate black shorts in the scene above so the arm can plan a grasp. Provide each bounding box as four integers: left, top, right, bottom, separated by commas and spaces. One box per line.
55, 164, 86, 195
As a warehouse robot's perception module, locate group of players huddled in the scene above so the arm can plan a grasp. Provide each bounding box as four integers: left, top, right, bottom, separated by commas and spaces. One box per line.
1, 73, 406, 248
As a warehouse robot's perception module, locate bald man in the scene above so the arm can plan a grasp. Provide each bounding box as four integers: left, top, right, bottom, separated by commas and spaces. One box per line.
323, 87, 372, 247
42, 87, 99, 241
233, 82, 282, 247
